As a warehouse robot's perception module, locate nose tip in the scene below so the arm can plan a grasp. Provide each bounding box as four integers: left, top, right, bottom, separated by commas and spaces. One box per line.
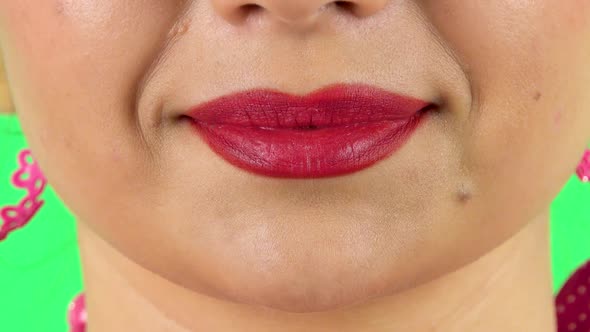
211, 0, 388, 28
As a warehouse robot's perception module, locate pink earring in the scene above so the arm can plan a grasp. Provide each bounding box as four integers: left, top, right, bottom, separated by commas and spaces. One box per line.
576, 149, 590, 183
0, 149, 47, 241
67, 293, 86, 332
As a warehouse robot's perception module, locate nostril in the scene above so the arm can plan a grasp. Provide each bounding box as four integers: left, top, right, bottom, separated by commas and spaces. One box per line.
215, 0, 386, 26
333, 1, 356, 12
239, 3, 264, 16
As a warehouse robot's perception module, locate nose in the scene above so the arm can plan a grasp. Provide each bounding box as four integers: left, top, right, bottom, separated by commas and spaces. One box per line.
210, 0, 388, 28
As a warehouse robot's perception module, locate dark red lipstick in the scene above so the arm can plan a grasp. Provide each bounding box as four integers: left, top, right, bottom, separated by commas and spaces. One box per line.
186, 83, 432, 178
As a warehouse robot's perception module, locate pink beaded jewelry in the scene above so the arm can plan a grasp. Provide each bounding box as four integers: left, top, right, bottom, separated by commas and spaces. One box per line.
576, 149, 590, 182
67, 293, 86, 332
0, 149, 47, 241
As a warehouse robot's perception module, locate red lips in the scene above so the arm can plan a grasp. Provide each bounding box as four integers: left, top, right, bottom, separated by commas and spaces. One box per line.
186, 83, 432, 178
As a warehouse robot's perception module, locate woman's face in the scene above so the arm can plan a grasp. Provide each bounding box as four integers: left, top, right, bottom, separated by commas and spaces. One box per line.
1, 0, 589, 312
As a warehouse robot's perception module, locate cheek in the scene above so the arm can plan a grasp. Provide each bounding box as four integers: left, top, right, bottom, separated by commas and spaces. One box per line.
426, 1, 590, 217
0, 1, 181, 220
432, 2, 590, 132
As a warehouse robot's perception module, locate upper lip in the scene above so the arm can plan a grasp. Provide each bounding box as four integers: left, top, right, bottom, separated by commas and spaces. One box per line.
185, 83, 434, 129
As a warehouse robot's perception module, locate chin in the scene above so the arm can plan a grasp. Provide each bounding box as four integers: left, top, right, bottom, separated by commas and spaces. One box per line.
196, 251, 412, 313
216, 275, 392, 313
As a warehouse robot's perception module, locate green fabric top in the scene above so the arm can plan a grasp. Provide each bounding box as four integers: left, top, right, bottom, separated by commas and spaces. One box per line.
0, 113, 588, 331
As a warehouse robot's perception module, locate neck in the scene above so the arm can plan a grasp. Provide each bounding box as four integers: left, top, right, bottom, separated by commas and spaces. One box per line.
0, 59, 14, 114
78, 210, 556, 332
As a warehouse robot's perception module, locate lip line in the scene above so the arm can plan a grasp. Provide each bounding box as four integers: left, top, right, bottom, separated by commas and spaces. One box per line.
193, 104, 434, 127
192, 106, 432, 130
184, 83, 435, 129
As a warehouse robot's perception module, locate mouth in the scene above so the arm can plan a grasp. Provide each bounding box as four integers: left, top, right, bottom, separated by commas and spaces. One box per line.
184, 83, 436, 178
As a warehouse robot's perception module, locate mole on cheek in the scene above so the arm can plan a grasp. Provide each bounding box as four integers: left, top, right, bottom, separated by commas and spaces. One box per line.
456, 182, 473, 204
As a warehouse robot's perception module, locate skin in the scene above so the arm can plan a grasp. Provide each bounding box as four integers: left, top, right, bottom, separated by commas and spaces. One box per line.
1, 0, 589, 331
0, 57, 13, 113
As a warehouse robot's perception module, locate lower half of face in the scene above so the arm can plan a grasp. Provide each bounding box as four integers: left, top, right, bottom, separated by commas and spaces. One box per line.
1, 0, 589, 312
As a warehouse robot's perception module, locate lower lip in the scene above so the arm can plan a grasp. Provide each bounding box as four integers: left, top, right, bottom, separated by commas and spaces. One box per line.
187, 86, 430, 178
